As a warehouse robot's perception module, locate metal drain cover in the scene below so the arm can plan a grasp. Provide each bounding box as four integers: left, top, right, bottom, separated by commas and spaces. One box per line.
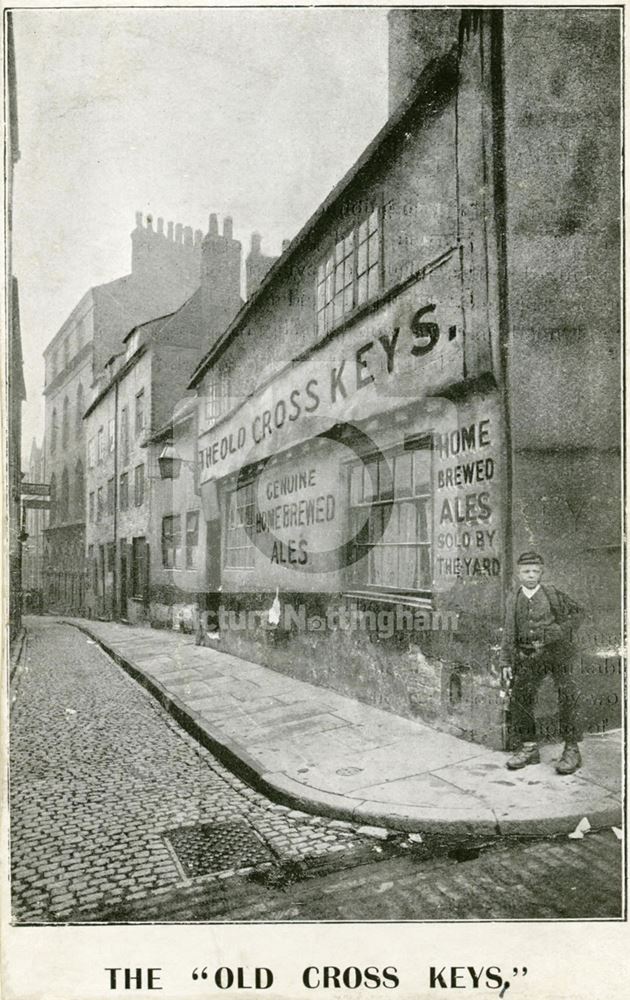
165, 822, 274, 877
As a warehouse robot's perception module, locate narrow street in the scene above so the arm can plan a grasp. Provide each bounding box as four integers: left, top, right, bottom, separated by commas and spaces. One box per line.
10, 618, 623, 923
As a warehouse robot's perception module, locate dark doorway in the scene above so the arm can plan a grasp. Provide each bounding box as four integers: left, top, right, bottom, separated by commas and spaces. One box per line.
119, 537, 127, 620
205, 519, 222, 629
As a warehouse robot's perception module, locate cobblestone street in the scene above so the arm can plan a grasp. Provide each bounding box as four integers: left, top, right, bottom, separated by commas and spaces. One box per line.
9, 619, 366, 923
10, 619, 624, 924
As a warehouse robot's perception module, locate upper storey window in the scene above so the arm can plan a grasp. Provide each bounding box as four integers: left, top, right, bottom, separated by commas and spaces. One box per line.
317, 208, 380, 337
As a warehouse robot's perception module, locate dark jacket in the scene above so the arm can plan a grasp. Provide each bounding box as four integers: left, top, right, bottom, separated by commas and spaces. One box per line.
500, 583, 583, 671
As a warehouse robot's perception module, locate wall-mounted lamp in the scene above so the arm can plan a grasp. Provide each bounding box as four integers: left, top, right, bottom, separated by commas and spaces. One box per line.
158, 444, 183, 479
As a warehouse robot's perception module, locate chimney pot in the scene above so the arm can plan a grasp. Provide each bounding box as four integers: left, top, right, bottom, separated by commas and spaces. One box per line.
167, 221, 174, 240
223, 216, 233, 240
175, 223, 183, 243
251, 231, 262, 253
208, 213, 219, 236
157, 217, 164, 235
183, 225, 193, 246
146, 214, 153, 231
194, 229, 203, 246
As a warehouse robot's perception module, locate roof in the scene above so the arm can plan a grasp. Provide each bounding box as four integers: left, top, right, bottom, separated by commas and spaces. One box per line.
145, 396, 197, 445
188, 46, 458, 389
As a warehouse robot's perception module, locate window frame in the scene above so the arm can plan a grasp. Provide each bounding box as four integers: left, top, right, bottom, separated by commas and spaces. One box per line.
119, 471, 129, 511
345, 435, 433, 599
161, 514, 182, 569
225, 481, 255, 569
134, 463, 145, 507
185, 510, 200, 569
120, 406, 129, 464
135, 388, 145, 437
317, 205, 382, 338
96, 486, 104, 523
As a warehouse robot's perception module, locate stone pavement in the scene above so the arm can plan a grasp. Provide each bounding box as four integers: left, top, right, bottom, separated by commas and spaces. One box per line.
60, 617, 623, 837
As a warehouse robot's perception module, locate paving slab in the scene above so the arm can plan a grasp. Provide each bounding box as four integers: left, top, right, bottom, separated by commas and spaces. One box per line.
59, 618, 623, 836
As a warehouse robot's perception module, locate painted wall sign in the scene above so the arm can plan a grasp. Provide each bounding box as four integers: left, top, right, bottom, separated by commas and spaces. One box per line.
199, 250, 464, 485
432, 398, 503, 594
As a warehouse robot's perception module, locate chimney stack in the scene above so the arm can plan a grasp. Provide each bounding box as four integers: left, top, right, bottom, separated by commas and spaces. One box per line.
201, 213, 242, 341
245, 232, 279, 299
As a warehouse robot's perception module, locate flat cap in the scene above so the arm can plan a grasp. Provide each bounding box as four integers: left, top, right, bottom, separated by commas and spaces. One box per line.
517, 551, 544, 566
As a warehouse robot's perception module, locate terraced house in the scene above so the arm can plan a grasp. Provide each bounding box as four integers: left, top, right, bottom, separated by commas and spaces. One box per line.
83, 216, 243, 623
42, 213, 202, 613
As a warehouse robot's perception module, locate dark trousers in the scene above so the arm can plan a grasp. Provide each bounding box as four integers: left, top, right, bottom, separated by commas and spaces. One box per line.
510, 644, 582, 745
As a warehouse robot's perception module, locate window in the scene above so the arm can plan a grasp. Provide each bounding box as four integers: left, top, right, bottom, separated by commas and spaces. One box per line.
225, 482, 255, 568
185, 511, 200, 568
60, 467, 69, 520
97, 486, 104, 522
49, 474, 57, 524
161, 515, 181, 569
204, 374, 230, 426
76, 384, 84, 432
107, 477, 115, 516
50, 409, 57, 453
88, 491, 95, 523
119, 472, 128, 511
135, 389, 145, 437
74, 460, 84, 519
317, 208, 380, 336
87, 436, 95, 469
107, 542, 116, 572
346, 437, 432, 596
120, 407, 129, 464
134, 463, 144, 506
87, 543, 94, 573
108, 418, 115, 453
97, 426, 104, 464
131, 536, 148, 599
62, 396, 70, 446
63, 337, 70, 370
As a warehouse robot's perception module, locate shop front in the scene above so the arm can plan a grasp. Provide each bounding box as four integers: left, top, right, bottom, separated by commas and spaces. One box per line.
198, 249, 509, 746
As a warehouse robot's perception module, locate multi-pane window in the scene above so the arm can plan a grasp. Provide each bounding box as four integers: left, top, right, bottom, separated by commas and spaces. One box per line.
225, 482, 255, 568
119, 472, 128, 511
204, 374, 230, 426
97, 426, 104, 463
96, 486, 104, 522
317, 208, 380, 336
347, 437, 432, 595
120, 407, 129, 464
134, 463, 144, 507
50, 409, 57, 453
88, 491, 95, 522
87, 436, 95, 469
107, 477, 115, 516
135, 389, 145, 437
185, 511, 200, 568
161, 515, 181, 569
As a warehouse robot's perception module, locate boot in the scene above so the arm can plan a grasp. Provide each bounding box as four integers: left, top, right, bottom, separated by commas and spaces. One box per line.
555, 742, 582, 775
506, 741, 540, 770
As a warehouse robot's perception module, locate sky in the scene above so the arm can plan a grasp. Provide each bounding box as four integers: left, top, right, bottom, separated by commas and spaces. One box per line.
11, 5, 389, 458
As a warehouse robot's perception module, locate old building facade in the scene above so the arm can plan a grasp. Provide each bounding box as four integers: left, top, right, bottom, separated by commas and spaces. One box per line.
42, 213, 203, 613
84, 216, 242, 625
190, 10, 621, 748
